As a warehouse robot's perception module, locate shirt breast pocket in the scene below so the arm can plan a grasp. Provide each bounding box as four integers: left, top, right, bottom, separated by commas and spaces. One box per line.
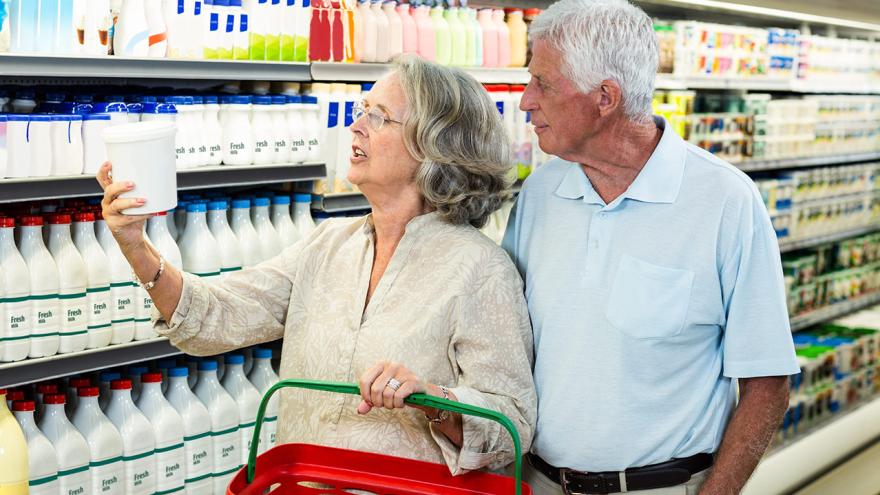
606, 254, 695, 339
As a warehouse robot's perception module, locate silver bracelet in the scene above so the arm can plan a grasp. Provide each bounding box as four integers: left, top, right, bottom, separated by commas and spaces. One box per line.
426, 385, 451, 424
133, 255, 165, 290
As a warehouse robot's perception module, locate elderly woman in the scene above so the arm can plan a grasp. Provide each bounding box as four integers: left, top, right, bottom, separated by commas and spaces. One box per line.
96, 56, 535, 475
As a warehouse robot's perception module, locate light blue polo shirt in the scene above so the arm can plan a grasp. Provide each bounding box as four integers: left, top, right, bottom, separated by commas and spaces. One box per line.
502, 117, 799, 472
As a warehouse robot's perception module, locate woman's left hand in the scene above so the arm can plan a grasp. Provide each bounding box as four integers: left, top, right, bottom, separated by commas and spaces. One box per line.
357, 361, 430, 414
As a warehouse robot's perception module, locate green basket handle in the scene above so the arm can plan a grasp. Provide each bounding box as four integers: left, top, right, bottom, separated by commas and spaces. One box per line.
247, 378, 524, 495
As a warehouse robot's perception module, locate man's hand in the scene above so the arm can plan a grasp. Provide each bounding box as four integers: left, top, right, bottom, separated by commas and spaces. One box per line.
698, 376, 789, 495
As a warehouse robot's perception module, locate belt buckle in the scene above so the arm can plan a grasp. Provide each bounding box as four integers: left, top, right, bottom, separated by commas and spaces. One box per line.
559, 469, 590, 495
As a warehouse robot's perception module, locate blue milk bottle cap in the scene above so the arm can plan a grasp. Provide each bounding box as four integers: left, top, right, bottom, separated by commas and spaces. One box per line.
294, 193, 312, 203
253, 96, 272, 105
198, 360, 218, 371
208, 201, 228, 211
253, 197, 271, 207
286, 95, 302, 104
272, 95, 287, 105
272, 196, 291, 205
232, 199, 251, 208
169, 367, 189, 377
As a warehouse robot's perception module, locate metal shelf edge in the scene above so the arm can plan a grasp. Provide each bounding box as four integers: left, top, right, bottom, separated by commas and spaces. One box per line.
0, 54, 312, 81
789, 292, 880, 332
311, 62, 530, 84
779, 225, 880, 253
737, 152, 880, 172
0, 163, 327, 203
0, 338, 182, 389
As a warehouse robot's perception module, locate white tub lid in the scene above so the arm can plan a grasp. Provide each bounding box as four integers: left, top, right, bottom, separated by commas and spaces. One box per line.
102, 121, 177, 144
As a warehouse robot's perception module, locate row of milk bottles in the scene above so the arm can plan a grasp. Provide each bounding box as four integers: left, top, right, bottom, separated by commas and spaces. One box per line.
169, 193, 316, 282
310, 1, 529, 68
4, 0, 314, 62
0, 349, 281, 494
0, 193, 315, 363
0, 91, 323, 176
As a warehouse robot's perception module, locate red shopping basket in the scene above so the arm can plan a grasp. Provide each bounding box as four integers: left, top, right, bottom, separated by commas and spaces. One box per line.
227, 379, 532, 495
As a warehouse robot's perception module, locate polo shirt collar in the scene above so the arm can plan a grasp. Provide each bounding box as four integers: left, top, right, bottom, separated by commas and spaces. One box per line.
554, 116, 686, 205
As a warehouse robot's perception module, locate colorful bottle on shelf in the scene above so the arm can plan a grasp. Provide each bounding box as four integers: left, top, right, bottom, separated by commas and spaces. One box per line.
493, 9, 510, 68
266, 0, 283, 60
413, 3, 433, 61
506, 8, 526, 67
1, 390, 29, 494
478, 8, 496, 67
282, 0, 298, 61
357, 0, 376, 62
397, 2, 416, 54
231, 0, 250, 59
145, 0, 168, 56
431, 4, 450, 65
245, 0, 268, 60
459, 6, 474, 66
308, 0, 330, 61
446, 6, 465, 66
371, 0, 389, 62
329, 0, 344, 62
342, 0, 357, 62
469, 7, 482, 67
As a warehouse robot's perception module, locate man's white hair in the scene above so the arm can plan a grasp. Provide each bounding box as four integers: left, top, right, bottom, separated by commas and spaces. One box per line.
530, 0, 658, 122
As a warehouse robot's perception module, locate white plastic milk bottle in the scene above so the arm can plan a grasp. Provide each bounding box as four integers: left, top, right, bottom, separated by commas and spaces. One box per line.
12, 399, 59, 495
136, 374, 186, 495
207, 201, 244, 279
0, 218, 31, 362
164, 366, 213, 494
72, 212, 114, 350
17, 216, 61, 359
193, 360, 240, 493
38, 393, 91, 495
95, 213, 136, 344
230, 200, 264, 267
47, 214, 89, 354
221, 354, 262, 463
248, 347, 280, 452
72, 386, 125, 495
105, 379, 157, 495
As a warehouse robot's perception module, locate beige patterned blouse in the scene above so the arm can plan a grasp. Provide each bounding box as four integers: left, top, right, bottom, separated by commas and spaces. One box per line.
152, 211, 536, 474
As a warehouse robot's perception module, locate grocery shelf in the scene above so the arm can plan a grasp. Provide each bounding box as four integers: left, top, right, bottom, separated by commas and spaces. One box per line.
0, 338, 182, 389
654, 74, 880, 94
789, 291, 880, 332
742, 395, 880, 495
779, 224, 880, 254
313, 192, 371, 214
736, 152, 880, 173
311, 62, 531, 84
0, 163, 326, 203
0, 53, 311, 82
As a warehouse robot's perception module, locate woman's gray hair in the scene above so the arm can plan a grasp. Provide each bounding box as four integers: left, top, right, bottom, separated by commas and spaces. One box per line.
530, 0, 658, 123
393, 55, 512, 229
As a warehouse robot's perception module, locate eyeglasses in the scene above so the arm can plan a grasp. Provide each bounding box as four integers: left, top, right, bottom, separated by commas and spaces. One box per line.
352, 102, 403, 131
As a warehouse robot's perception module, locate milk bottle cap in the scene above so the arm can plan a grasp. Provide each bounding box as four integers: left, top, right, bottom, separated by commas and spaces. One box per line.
186, 203, 208, 213
231, 96, 252, 105
19, 215, 44, 226
73, 212, 95, 222
253, 197, 271, 207
253, 348, 273, 359
198, 360, 219, 371
208, 201, 228, 211
286, 95, 302, 103
44, 393, 67, 405
141, 373, 163, 383
142, 102, 178, 114
7, 390, 25, 403
226, 354, 245, 364
232, 199, 251, 209
294, 194, 312, 203
272, 96, 287, 105
77, 387, 100, 397
48, 214, 72, 224
82, 114, 111, 121
169, 367, 189, 378
303, 96, 318, 105
204, 95, 219, 104
0, 217, 14, 227
12, 400, 36, 411
271, 196, 290, 205
110, 379, 133, 390
192, 96, 204, 104
70, 378, 91, 390
28, 114, 52, 122
37, 383, 60, 394
4, 114, 29, 122
253, 96, 272, 105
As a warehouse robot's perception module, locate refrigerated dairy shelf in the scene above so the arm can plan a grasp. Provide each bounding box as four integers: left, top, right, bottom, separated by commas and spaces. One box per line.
789, 291, 880, 332
779, 225, 880, 254
736, 152, 880, 173
742, 395, 880, 495
0, 53, 312, 81
0, 337, 182, 389
0, 163, 326, 203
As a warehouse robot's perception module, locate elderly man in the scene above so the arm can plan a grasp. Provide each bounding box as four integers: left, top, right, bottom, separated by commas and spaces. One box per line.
502, 0, 799, 494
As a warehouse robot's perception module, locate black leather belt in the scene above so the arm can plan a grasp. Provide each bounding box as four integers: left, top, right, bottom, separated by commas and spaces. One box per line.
527, 453, 713, 494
